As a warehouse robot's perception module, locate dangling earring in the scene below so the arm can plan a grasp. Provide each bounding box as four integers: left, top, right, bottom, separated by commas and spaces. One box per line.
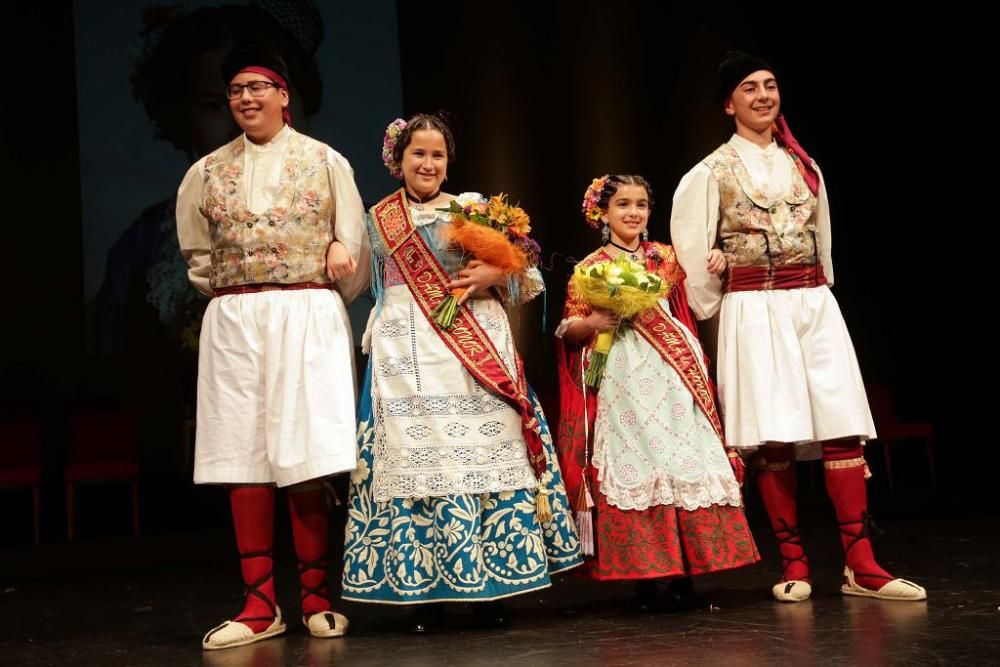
641, 228, 649, 242
601, 223, 610, 245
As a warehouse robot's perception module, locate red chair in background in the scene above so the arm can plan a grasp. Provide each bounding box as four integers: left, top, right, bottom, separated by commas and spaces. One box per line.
0, 418, 43, 544
65, 411, 140, 540
867, 384, 936, 488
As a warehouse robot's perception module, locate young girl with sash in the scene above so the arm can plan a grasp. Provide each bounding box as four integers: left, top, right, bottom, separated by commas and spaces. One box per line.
341, 114, 581, 632
555, 175, 758, 609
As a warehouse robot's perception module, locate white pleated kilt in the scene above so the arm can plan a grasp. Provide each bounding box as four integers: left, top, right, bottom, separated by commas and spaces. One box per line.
717, 285, 875, 459
193, 288, 358, 487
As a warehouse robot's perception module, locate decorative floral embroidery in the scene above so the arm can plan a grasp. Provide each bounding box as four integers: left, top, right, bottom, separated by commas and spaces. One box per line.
201, 131, 333, 289
343, 395, 582, 602
705, 144, 820, 270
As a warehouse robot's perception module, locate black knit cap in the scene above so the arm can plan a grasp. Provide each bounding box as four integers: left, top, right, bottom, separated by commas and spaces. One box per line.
221, 45, 291, 85
716, 50, 775, 103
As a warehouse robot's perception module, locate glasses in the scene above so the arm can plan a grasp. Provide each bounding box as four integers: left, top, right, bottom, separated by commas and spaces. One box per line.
225, 80, 280, 100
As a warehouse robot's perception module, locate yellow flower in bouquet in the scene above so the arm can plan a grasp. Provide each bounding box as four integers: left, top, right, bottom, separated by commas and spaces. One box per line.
572, 256, 672, 388
430, 194, 538, 328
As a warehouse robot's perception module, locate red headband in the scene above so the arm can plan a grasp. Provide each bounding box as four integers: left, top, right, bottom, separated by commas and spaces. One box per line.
236, 66, 292, 127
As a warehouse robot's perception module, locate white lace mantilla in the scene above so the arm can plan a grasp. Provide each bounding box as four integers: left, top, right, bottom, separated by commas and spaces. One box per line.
369, 288, 537, 501
591, 309, 743, 512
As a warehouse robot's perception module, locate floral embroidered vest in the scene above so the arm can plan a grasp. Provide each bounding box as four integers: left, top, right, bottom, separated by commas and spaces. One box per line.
200, 130, 333, 289
704, 143, 821, 270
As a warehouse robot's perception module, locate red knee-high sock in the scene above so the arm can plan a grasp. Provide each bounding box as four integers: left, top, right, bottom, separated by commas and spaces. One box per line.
822, 439, 893, 590
288, 485, 331, 617
755, 446, 810, 583
230, 486, 278, 632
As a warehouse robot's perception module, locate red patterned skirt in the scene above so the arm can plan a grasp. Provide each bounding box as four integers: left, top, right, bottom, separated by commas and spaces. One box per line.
582, 472, 759, 581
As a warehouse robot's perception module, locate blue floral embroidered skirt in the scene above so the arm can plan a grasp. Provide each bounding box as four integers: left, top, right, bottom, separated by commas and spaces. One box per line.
342, 361, 582, 604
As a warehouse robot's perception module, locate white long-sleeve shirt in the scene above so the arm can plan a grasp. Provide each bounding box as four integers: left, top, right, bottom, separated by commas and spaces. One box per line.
670, 133, 834, 320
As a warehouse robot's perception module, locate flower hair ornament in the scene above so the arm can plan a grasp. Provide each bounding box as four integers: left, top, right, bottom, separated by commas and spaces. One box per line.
581, 175, 609, 228
382, 117, 408, 179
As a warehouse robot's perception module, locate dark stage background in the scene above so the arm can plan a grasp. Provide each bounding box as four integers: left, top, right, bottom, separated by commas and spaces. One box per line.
0, 0, 985, 569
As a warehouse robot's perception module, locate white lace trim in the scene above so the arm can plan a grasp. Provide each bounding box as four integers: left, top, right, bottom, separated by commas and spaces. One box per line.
407, 192, 484, 227
590, 323, 742, 512
595, 463, 743, 511
373, 455, 538, 501
371, 396, 539, 500
370, 291, 536, 501
553, 316, 582, 338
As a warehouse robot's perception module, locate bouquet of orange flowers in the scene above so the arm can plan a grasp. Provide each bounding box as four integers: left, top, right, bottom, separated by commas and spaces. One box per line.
431, 194, 540, 328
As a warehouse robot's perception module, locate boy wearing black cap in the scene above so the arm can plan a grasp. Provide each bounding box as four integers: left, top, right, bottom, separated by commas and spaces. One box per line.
670, 51, 925, 604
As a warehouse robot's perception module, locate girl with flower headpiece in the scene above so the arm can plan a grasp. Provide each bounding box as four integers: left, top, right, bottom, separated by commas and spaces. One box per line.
341, 113, 581, 633
555, 174, 758, 610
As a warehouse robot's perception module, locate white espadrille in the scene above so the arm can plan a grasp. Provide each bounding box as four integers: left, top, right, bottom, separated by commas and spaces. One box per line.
840, 566, 927, 601
202, 607, 287, 650
772, 579, 812, 602
303, 610, 349, 638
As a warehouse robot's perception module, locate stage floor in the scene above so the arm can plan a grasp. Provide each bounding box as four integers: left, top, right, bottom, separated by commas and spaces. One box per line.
4, 511, 996, 666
